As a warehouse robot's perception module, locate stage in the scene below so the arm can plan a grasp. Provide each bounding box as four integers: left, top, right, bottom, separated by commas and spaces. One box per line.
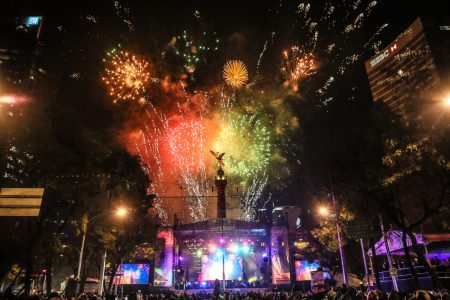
151, 166, 293, 289
174, 288, 269, 294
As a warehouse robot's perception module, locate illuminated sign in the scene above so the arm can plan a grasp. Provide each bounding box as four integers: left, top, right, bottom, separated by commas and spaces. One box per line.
25, 16, 41, 26
370, 50, 389, 67
366, 18, 425, 73
390, 43, 397, 52
369, 42, 398, 67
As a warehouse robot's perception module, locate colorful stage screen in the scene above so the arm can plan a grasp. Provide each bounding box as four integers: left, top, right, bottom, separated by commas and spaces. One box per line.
179, 238, 268, 285
295, 260, 320, 281
271, 226, 291, 284
116, 264, 150, 285
201, 253, 243, 280
154, 229, 174, 287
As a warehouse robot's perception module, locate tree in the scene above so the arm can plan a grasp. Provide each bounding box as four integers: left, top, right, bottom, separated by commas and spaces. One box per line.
356, 100, 450, 289
0, 77, 152, 296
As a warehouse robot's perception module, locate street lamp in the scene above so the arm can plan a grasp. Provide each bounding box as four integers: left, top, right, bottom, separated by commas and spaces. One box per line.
317, 195, 347, 285
318, 206, 329, 217
76, 207, 129, 289
443, 96, 450, 107
116, 207, 128, 217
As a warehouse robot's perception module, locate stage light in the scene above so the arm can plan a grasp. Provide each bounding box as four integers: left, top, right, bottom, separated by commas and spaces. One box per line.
216, 249, 224, 257
201, 281, 207, 287
179, 256, 183, 261
219, 238, 225, 244
262, 253, 268, 258
196, 249, 203, 257
242, 245, 250, 254
230, 244, 239, 253
209, 244, 216, 253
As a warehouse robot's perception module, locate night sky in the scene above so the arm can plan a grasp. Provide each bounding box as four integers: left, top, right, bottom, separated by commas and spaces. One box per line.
2, 0, 450, 222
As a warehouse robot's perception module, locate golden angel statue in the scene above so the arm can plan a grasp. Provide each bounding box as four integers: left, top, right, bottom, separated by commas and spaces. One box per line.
210, 150, 225, 169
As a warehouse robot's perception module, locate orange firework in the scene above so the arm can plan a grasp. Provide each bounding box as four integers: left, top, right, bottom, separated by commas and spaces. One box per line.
102, 48, 150, 103
281, 47, 314, 90
223, 60, 248, 88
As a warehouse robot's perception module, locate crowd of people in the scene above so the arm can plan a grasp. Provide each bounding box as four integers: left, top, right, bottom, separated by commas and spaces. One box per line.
380, 258, 450, 272
3, 286, 449, 300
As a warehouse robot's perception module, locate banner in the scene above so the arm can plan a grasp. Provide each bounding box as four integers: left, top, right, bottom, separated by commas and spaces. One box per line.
271, 226, 290, 284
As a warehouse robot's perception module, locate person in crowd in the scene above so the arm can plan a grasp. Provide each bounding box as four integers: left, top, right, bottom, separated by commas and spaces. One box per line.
387, 291, 399, 300
367, 290, 385, 300
416, 290, 432, 300
431, 257, 441, 266
46, 293, 61, 300
213, 279, 223, 300
382, 261, 389, 271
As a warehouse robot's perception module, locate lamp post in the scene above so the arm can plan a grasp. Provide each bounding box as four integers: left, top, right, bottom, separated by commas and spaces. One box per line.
332, 192, 347, 286
378, 214, 399, 291
99, 249, 107, 296
76, 207, 129, 292
318, 193, 347, 285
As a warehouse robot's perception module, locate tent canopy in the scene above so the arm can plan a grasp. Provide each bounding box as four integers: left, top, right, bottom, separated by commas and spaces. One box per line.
368, 230, 450, 256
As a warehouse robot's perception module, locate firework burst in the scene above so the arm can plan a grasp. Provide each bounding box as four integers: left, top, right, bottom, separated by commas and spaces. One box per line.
133, 83, 211, 223
102, 48, 150, 103
291, 0, 388, 103
165, 116, 209, 218
136, 109, 210, 223
212, 110, 272, 180
223, 60, 248, 88
281, 47, 314, 91
240, 175, 269, 221
118, 0, 386, 224
167, 30, 220, 74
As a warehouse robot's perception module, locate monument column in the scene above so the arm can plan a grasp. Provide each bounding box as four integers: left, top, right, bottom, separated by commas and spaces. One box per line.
215, 168, 227, 218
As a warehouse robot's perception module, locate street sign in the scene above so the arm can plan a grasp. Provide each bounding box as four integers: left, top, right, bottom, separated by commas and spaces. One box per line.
0, 188, 44, 217
344, 220, 378, 240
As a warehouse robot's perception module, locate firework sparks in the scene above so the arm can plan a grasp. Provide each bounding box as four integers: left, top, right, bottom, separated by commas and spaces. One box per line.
240, 175, 268, 221
102, 48, 150, 103
113, 0, 134, 31
291, 0, 387, 102
118, 0, 386, 223
136, 108, 208, 223
256, 40, 268, 74
133, 84, 211, 223
168, 30, 220, 74
212, 110, 272, 180
281, 46, 314, 90
165, 114, 209, 220
223, 60, 248, 88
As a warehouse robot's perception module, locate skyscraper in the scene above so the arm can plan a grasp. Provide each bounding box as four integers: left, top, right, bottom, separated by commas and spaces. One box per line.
0, 16, 43, 92
365, 18, 440, 116
0, 16, 43, 184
